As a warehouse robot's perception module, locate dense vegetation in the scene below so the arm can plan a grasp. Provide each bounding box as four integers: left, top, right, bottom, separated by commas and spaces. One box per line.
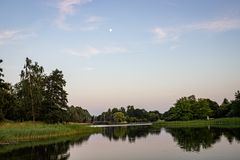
1, 58, 240, 124
0, 58, 91, 123
162, 92, 240, 121
95, 106, 161, 123
0, 122, 99, 144
153, 118, 240, 128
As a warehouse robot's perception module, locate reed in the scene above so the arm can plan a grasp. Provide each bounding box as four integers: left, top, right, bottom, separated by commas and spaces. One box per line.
0, 122, 99, 144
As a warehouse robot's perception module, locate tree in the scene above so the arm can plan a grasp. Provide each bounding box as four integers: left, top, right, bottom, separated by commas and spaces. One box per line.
0, 59, 7, 120
0, 60, 17, 120
16, 58, 45, 121
173, 96, 195, 121
218, 98, 231, 117
68, 106, 91, 122
113, 112, 126, 123
148, 111, 159, 122
163, 95, 213, 121
112, 108, 119, 114
120, 107, 126, 114
0, 59, 4, 119
194, 98, 212, 119
205, 99, 219, 118
0, 59, 3, 84
228, 91, 240, 117
235, 90, 240, 101
127, 106, 135, 117
42, 69, 68, 123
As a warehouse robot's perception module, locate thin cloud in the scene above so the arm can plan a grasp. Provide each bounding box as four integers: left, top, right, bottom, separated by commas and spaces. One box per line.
78, 16, 104, 31
85, 16, 103, 23
55, 0, 92, 30
0, 30, 36, 45
152, 27, 178, 43
152, 18, 240, 43
64, 46, 128, 58
187, 18, 240, 32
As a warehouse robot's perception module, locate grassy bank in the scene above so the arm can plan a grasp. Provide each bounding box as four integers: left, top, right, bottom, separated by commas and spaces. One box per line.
0, 134, 92, 154
152, 118, 240, 128
0, 121, 100, 144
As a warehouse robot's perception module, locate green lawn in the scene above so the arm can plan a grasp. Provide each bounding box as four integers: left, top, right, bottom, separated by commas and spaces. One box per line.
152, 118, 240, 128
0, 121, 99, 144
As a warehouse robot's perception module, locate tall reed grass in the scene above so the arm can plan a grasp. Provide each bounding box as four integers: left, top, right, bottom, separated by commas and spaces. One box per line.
0, 122, 99, 144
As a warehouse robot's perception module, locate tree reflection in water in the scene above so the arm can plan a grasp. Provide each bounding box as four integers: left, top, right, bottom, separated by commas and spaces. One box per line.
1, 126, 240, 160
101, 126, 161, 143
0, 135, 90, 160
165, 127, 240, 152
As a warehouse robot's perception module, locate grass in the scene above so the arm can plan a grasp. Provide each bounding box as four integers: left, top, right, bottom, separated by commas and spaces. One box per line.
0, 121, 100, 144
152, 118, 240, 128
0, 134, 92, 154
1, 118, 240, 144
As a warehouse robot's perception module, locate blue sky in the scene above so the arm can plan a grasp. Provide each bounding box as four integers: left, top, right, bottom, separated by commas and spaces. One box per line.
1, 0, 240, 115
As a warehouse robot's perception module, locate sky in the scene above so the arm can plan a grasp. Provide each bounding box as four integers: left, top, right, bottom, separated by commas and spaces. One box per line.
1, 0, 240, 115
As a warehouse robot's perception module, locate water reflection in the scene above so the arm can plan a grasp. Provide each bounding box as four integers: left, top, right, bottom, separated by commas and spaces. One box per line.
101, 126, 161, 143
165, 127, 240, 152
0, 126, 240, 159
0, 135, 90, 160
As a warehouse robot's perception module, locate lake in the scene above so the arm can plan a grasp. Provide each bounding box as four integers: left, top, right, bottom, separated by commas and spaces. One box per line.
0, 126, 240, 160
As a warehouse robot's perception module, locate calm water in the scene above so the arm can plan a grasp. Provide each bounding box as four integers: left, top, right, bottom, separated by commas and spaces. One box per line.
0, 126, 240, 160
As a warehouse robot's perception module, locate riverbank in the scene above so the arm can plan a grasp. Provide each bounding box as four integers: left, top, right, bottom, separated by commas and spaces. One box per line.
0, 121, 100, 144
152, 118, 240, 128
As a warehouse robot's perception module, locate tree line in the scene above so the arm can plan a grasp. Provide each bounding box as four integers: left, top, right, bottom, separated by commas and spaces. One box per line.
95, 106, 162, 123
0, 58, 91, 123
162, 92, 240, 121
1, 58, 240, 123
95, 92, 240, 123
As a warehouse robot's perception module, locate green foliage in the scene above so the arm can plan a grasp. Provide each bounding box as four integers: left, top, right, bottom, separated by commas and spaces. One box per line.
68, 106, 92, 123
113, 112, 126, 123
218, 98, 231, 117
42, 69, 68, 123
96, 106, 161, 123
163, 95, 214, 121
148, 111, 160, 122
0, 59, 5, 120
227, 91, 240, 117
0, 60, 17, 121
16, 57, 45, 121
0, 58, 92, 123
0, 122, 99, 143
153, 118, 240, 128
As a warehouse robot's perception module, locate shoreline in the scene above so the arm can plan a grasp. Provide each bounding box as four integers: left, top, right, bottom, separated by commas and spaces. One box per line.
1, 118, 240, 144
91, 122, 152, 128
152, 117, 240, 128
0, 122, 100, 144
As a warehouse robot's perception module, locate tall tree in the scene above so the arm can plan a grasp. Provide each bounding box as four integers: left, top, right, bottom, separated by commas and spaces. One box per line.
43, 69, 68, 123
0, 59, 17, 120
0, 59, 5, 119
218, 98, 231, 117
16, 58, 45, 121
0, 59, 3, 83
228, 91, 240, 117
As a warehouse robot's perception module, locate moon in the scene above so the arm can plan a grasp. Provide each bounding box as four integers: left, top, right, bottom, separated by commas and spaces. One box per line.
109, 28, 112, 32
